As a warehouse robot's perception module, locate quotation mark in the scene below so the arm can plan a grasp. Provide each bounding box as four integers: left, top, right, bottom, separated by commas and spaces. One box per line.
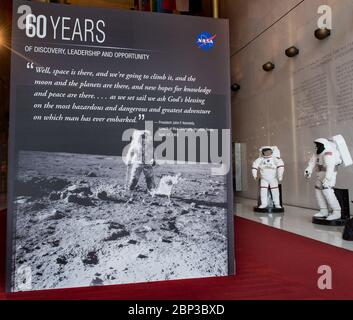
26, 62, 34, 69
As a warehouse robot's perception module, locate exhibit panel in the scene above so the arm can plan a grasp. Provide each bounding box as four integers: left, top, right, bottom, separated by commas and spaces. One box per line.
6, 0, 234, 292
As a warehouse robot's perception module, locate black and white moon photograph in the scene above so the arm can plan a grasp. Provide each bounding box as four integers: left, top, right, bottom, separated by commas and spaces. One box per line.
10, 151, 229, 291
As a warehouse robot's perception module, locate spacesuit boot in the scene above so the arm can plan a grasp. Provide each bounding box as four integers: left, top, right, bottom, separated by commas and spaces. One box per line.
322, 188, 342, 221
125, 189, 134, 204
314, 189, 329, 218
259, 186, 269, 209
327, 211, 342, 221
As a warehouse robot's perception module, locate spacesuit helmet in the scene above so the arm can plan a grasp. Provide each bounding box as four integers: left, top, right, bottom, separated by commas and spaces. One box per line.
260, 146, 273, 157
314, 138, 330, 155
315, 142, 325, 155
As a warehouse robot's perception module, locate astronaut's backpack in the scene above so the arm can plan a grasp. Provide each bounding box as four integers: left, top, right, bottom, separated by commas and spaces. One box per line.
343, 218, 353, 241
332, 135, 353, 167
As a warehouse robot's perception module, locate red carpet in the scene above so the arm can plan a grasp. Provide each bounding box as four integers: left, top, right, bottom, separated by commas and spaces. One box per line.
1, 209, 353, 300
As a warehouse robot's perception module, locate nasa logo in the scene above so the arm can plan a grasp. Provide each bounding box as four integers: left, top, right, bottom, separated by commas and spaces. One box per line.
196, 32, 216, 51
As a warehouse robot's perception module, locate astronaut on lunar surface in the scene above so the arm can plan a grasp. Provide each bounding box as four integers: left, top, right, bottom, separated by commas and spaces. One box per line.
124, 130, 156, 201
252, 146, 285, 209
305, 135, 353, 221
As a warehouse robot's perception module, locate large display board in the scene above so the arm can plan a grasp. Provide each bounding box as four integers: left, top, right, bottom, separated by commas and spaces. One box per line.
7, 0, 234, 292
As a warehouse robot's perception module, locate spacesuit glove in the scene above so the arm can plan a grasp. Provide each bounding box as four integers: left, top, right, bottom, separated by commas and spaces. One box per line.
150, 159, 156, 167
278, 176, 283, 182
304, 168, 312, 179
252, 174, 257, 180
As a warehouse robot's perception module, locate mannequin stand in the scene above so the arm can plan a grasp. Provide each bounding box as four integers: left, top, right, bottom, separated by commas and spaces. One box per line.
312, 217, 348, 226
254, 207, 285, 214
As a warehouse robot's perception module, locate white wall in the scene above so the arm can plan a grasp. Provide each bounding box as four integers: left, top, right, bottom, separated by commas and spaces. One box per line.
222, 0, 353, 210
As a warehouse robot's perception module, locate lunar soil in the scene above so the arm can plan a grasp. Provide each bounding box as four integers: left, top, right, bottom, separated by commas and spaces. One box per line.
11, 151, 229, 291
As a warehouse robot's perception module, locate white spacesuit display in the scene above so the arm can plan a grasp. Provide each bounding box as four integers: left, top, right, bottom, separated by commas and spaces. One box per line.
252, 146, 285, 209
305, 135, 353, 221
